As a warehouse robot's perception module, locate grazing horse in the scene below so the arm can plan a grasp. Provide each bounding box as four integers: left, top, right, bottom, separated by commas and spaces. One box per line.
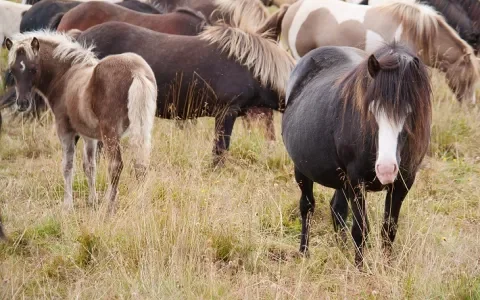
20, 0, 163, 33
361, 0, 480, 54
282, 0, 479, 103
77, 2, 294, 164
282, 42, 432, 266
0, 1, 31, 44
5, 32, 157, 211
56, 1, 207, 35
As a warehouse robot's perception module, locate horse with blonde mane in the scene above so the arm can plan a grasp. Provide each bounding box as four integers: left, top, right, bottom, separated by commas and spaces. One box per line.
5, 32, 157, 212
282, 0, 479, 103
77, 1, 294, 164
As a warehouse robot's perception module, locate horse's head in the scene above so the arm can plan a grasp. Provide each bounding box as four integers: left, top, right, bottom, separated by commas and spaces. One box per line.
442, 51, 479, 103
4, 37, 41, 112
342, 43, 432, 185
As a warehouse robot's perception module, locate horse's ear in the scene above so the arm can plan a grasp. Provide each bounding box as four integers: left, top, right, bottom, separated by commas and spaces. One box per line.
367, 54, 380, 77
464, 53, 471, 63
31, 37, 40, 55
4, 38, 13, 51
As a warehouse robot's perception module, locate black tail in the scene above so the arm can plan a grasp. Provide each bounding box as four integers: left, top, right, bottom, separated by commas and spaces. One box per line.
358, 0, 369, 5
48, 12, 65, 30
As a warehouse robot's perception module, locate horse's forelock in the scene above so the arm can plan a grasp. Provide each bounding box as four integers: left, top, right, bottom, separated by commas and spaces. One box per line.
341, 43, 432, 168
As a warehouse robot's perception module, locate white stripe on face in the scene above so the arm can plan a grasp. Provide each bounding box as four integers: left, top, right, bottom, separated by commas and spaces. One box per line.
20, 61, 25, 72
372, 107, 406, 184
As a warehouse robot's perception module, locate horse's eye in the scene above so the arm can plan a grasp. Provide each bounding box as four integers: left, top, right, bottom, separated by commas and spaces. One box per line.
30, 68, 37, 75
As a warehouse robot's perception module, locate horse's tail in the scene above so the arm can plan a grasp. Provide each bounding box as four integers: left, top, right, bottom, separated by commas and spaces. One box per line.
49, 12, 65, 30
358, 0, 369, 5
127, 59, 157, 176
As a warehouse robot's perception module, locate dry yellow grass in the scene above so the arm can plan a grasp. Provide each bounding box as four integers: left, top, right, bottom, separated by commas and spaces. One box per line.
1, 52, 480, 298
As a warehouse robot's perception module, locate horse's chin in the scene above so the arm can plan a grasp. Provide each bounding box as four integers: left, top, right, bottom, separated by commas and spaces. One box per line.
377, 173, 398, 185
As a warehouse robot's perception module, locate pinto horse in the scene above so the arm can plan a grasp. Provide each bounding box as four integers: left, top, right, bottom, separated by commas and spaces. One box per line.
5, 32, 157, 211
20, 0, 163, 33
282, 0, 479, 103
56, 1, 207, 35
77, 3, 294, 164
0, 1, 31, 44
282, 42, 432, 266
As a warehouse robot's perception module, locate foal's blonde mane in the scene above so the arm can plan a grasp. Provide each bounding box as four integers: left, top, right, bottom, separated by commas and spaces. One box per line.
8, 30, 98, 68
214, 0, 269, 24
201, 1, 294, 96
377, 1, 476, 59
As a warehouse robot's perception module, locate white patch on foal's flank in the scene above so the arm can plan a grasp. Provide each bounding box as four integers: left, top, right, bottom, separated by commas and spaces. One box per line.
288, 0, 369, 59
20, 61, 25, 72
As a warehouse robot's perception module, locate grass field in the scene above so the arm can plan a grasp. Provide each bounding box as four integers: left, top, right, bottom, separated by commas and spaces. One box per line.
1, 51, 480, 298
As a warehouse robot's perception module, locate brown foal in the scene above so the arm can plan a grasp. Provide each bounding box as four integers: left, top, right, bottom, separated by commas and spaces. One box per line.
6, 31, 157, 212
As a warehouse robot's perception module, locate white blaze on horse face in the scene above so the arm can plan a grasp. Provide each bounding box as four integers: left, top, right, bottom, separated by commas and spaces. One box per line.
373, 108, 406, 185
288, 0, 369, 59
20, 61, 25, 72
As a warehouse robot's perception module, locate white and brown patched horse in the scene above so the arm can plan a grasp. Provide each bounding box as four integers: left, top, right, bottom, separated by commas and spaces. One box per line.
281, 0, 479, 103
5, 31, 157, 212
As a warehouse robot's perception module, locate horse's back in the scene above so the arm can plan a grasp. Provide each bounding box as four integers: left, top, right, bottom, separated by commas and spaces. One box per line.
282, 46, 365, 186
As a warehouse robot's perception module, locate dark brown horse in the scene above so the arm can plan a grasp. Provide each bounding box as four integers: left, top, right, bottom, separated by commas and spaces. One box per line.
5, 32, 157, 211
283, 42, 432, 266
56, 1, 208, 35
77, 2, 294, 164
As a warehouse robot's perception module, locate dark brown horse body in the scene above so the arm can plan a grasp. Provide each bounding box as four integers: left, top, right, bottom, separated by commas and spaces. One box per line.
57, 1, 207, 35
77, 9, 293, 163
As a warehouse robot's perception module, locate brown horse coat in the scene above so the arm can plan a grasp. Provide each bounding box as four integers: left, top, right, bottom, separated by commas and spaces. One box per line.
57, 1, 207, 35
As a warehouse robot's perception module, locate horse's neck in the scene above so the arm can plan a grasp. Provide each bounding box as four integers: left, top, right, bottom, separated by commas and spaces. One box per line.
37, 54, 77, 105
432, 24, 466, 68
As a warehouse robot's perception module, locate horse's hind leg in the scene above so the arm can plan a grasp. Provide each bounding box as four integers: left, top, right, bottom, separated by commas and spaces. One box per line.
295, 167, 315, 254
0, 215, 6, 241
102, 135, 123, 213
82, 137, 98, 208
330, 189, 349, 243
382, 177, 413, 256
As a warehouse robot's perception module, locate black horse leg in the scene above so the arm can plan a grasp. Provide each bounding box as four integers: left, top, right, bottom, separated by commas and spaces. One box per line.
382, 177, 414, 254
330, 189, 349, 241
349, 186, 369, 267
295, 167, 315, 254
213, 111, 238, 165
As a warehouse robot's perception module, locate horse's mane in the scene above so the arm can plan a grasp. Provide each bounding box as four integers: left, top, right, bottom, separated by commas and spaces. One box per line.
200, 1, 294, 96
340, 42, 432, 168
8, 30, 98, 68
377, 1, 475, 57
214, 0, 269, 24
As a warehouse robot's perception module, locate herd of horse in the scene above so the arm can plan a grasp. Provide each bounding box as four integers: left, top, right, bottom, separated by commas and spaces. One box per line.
0, 0, 479, 267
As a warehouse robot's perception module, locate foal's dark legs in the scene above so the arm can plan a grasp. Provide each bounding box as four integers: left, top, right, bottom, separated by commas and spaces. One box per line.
348, 186, 369, 267
330, 189, 349, 242
213, 111, 238, 165
295, 168, 315, 254
382, 178, 413, 255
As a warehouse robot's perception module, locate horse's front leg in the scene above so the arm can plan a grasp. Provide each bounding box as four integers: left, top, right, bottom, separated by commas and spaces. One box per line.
382, 177, 414, 256
213, 109, 238, 165
82, 137, 98, 208
348, 184, 369, 267
58, 131, 77, 210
